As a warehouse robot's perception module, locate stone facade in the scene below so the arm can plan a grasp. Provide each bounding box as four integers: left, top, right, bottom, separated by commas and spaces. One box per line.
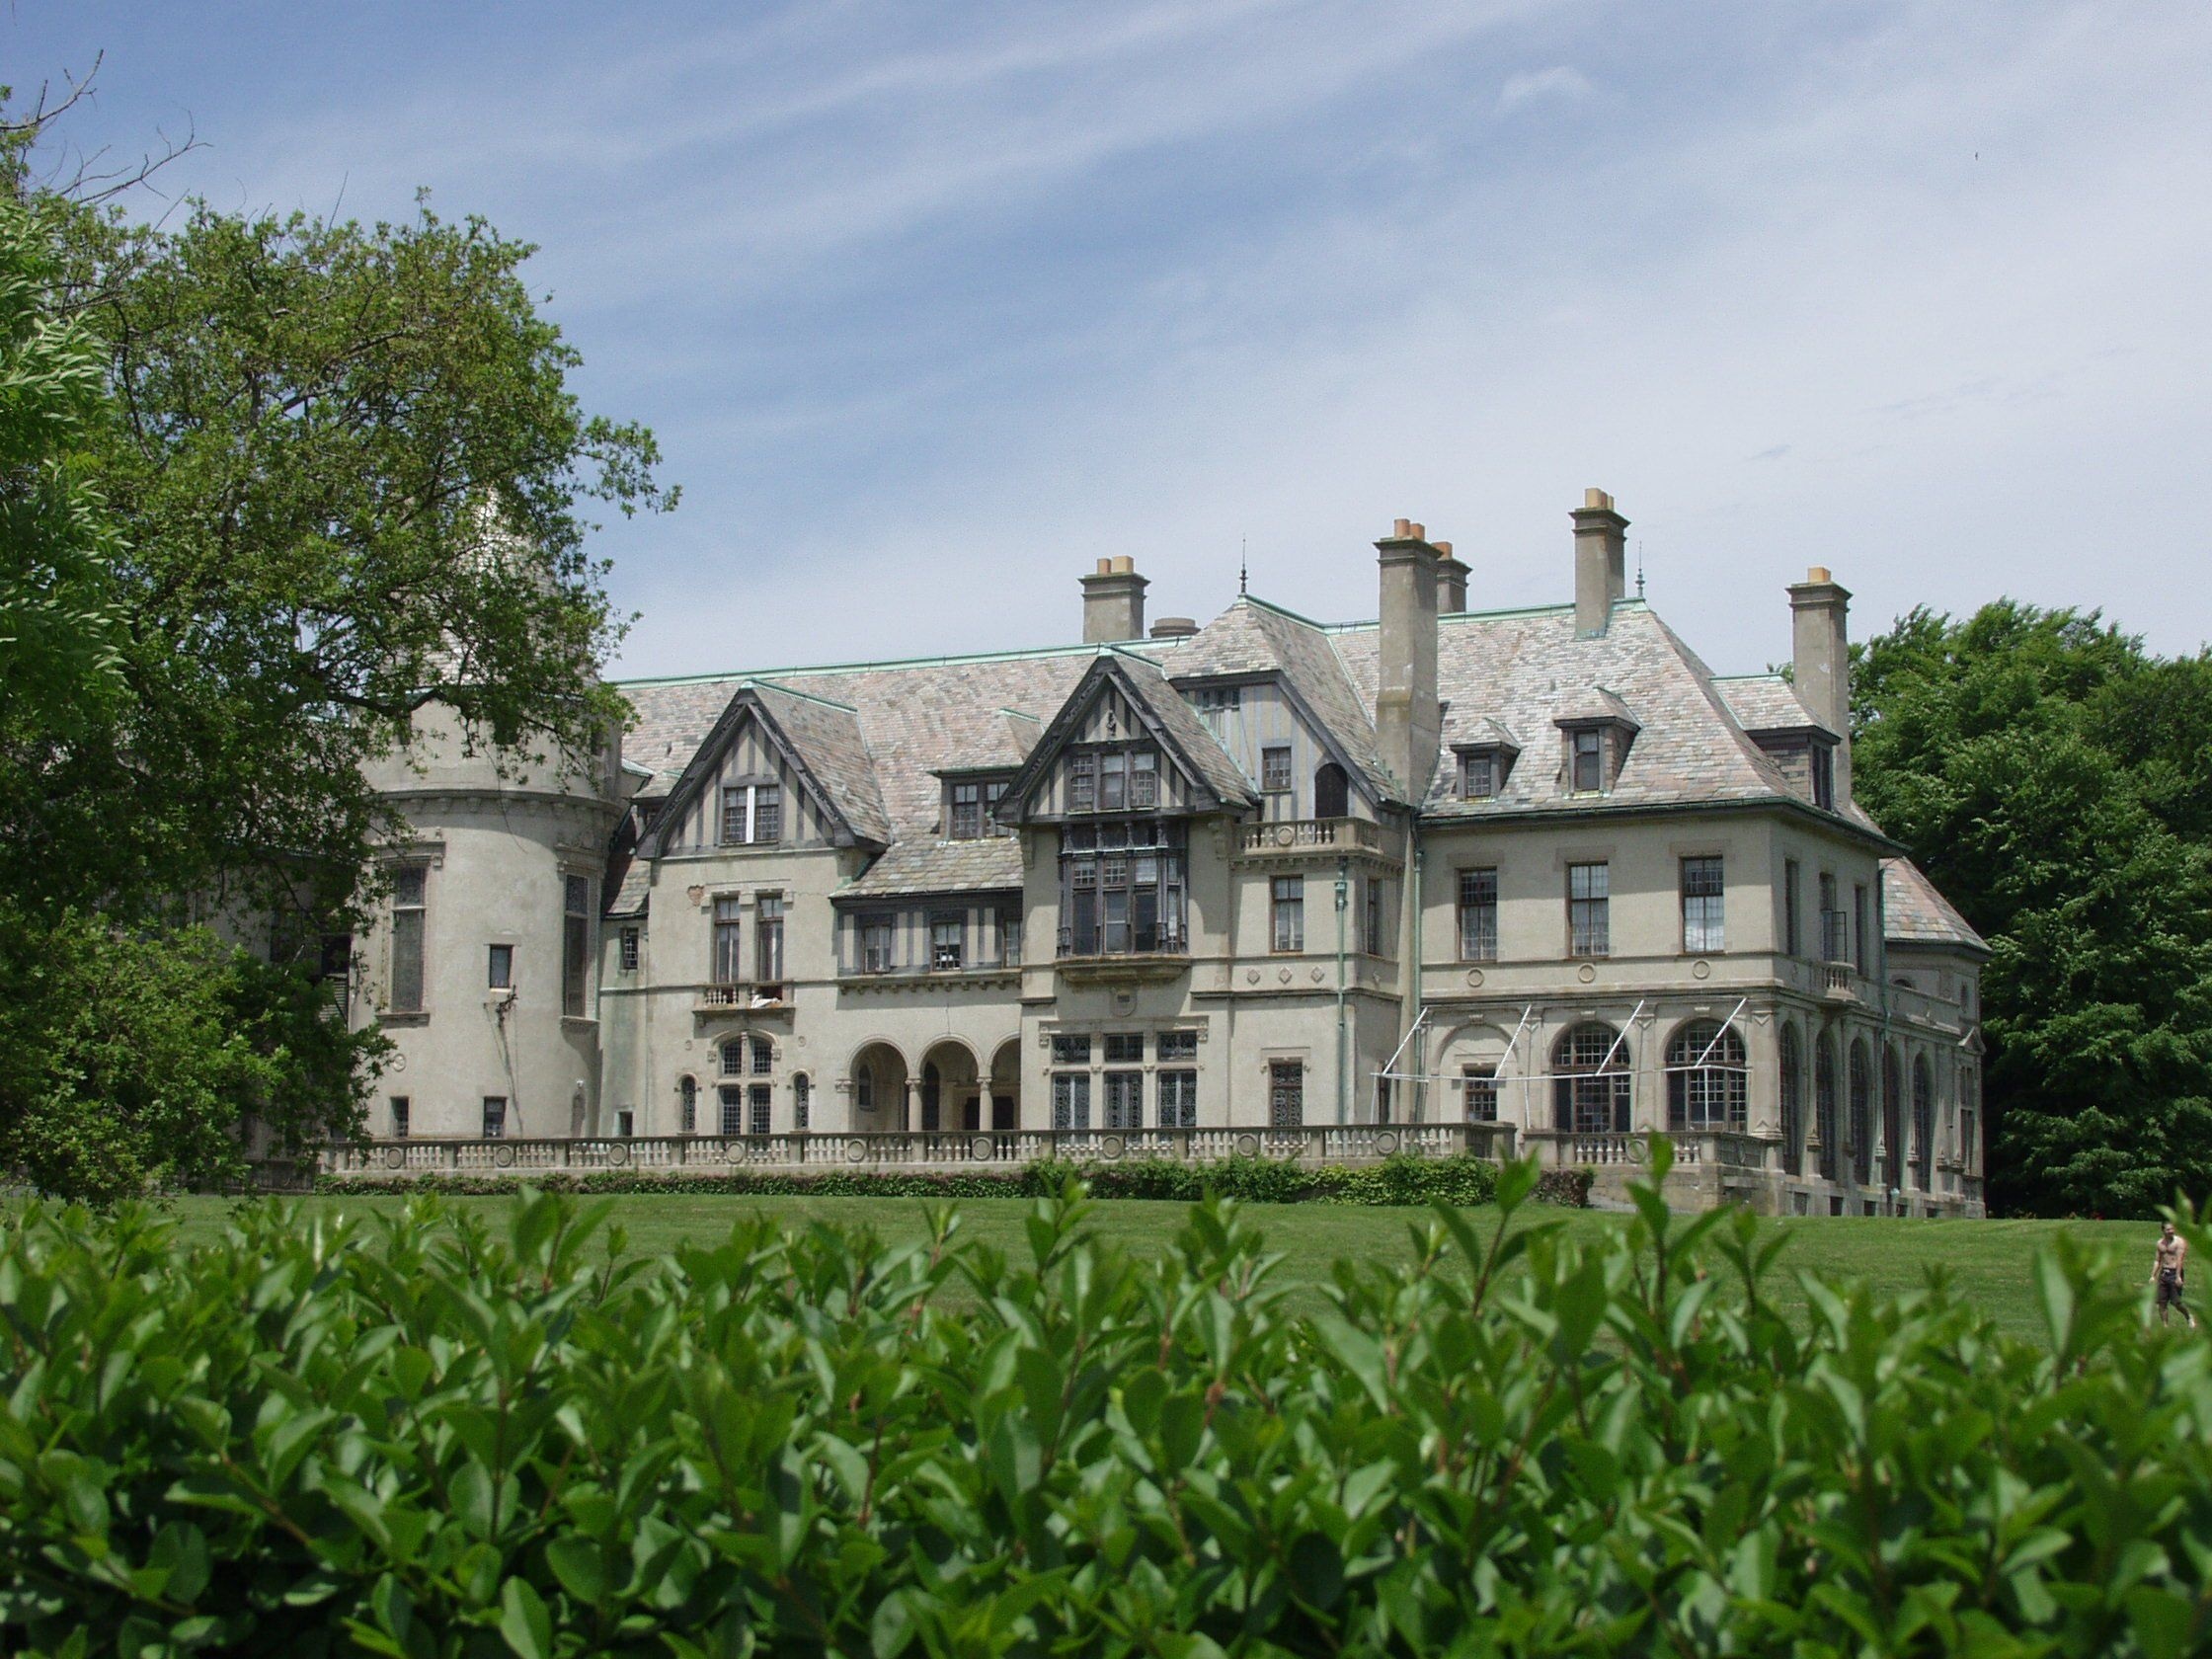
336, 493, 1988, 1216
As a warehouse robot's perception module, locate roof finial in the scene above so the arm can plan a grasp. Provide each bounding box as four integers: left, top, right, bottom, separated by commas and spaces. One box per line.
1238, 535, 1248, 596
1635, 538, 1646, 598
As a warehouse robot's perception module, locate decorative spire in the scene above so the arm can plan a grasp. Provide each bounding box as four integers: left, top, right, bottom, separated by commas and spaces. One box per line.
1239, 536, 1248, 596
1635, 538, 1646, 598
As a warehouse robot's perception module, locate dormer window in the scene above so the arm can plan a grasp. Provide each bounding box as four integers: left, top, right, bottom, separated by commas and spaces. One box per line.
1570, 730, 1605, 794
1554, 695, 1638, 798
1810, 742, 1836, 810
946, 774, 1015, 839
1459, 746, 1518, 800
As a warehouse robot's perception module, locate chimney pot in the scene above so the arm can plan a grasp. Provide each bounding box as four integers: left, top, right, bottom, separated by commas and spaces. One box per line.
1584, 487, 1613, 511
1433, 540, 1452, 556
1807, 565, 1831, 583
1095, 558, 1113, 576
1409, 522, 1426, 542
1149, 615, 1199, 640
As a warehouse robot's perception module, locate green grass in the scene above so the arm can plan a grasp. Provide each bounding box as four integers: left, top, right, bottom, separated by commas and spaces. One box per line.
146, 1193, 2175, 1347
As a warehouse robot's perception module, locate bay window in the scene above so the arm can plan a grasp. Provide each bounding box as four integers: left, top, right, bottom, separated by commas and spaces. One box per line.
1058, 821, 1187, 956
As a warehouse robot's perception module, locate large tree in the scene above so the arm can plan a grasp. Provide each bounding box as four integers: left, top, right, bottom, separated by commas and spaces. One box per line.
1852, 602, 2212, 1215
0, 104, 672, 1197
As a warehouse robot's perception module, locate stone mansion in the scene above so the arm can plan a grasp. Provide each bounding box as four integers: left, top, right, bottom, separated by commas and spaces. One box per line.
337, 490, 1988, 1216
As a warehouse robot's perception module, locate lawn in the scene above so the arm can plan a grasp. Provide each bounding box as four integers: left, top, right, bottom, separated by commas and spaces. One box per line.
156, 1192, 2170, 1347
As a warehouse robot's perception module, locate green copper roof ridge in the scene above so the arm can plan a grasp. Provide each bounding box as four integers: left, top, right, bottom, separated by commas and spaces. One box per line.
615, 635, 1171, 688
739, 676, 863, 714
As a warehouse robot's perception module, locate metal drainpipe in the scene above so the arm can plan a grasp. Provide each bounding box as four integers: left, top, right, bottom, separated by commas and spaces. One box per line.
1335, 853, 1350, 1124
1406, 819, 1424, 1122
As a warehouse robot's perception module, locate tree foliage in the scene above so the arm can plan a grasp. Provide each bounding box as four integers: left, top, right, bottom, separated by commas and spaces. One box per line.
4, 1157, 2210, 1655
1853, 602, 2212, 1216
0, 99, 671, 1199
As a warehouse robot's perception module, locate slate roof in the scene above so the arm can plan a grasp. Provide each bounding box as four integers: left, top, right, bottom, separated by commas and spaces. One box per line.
1331, 601, 1806, 818
1553, 685, 1641, 731
1882, 857, 1988, 953
1714, 673, 1835, 736
747, 682, 893, 845
837, 835, 1024, 901
1162, 598, 1393, 800
1107, 651, 1260, 808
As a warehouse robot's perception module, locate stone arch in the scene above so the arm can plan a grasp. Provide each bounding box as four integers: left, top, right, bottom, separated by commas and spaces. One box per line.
919, 1038, 983, 1134
848, 1041, 910, 1133
1435, 1020, 1515, 1124
1847, 1038, 1872, 1187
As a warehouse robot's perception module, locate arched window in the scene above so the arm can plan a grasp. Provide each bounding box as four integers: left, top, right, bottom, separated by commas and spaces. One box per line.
793, 1072, 811, 1133
1912, 1057, 1934, 1189
1881, 1047, 1903, 1189
1553, 1023, 1630, 1136
678, 1075, 697, 1136
1847, 1041, 1872, 1186
1666, 1020, 1746, 1131
1314, 762, 1349, 820
1814, 1034, 1839, 1181
721, 1039, 746, 1076
1778, 1024, 1803, 1176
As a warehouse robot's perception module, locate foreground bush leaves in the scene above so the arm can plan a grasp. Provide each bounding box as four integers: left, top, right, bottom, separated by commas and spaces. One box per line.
2, 1147, 2208, 1656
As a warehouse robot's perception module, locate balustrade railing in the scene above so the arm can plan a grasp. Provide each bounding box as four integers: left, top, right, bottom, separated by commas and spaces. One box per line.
1237, 818, 1389, 855
319, 1120, 1518, 1179
693, 982, 789, 1011
1520, 1130, 1778, 1171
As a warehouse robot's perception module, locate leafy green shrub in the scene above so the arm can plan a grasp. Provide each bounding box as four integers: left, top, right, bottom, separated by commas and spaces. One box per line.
313, 1151, 1519, 1209
4, 1145, 2208, 1656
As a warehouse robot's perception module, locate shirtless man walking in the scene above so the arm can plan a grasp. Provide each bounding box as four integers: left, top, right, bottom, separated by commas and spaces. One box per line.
2154, 1222, 2195, 1329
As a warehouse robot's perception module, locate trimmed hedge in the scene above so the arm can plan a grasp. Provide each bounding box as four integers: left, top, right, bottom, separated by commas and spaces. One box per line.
312, 1152, 1595, 1210
4, 1146, 2204, 1655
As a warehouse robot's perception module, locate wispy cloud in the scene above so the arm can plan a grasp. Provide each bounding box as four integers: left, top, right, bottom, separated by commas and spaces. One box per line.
1496, 64, 1591, 113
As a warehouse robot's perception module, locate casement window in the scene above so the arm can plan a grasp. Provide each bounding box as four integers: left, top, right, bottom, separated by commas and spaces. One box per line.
1193, 685, 1239, 728
487, 944, 514, 989
855, 1068, 874, 1114
1810, 745, 1836, 810
1104, 1032, 1144, 1064
1268, 1061, 1304, 1128
387, 866, 428, 1013
756, 894, 785, 983
611, 1108, 632, 1138
562, 875, 591, 1017
1567, 862, 1610, 958
1462, 750, 1497, 800
1462, 1066, 1498, 1123
1853, 884, 1869, 976
1130, 750, 1158, 810
1261, 746, 1293, 795
1960, 1067, 1979, 1174
719, 1085, 744, 1137
1067, 753, 1097, 813
793, 1073, 811, 1132
1104, 1070, 1143, 1130
1570, 729, 1605, 794
985, 779, 1009, 832
1815, 1037, 1839, 1181
749, 1084, 771, 1137
750, 1035, 774, 1076
1552, 1024, 1629, 1135
1783, 859, 1801, 957
390, 1096, 411, 1140
1681, 856, 1725, 954
1362, 877, 1384, 957
679, 1076, 697, 1135
1052, 1072, 1091, 1130
1666, 1020, 1747, 1132
1773, 1025, 1802, 1176
482, 1096, 508, 1139
721, 1039, 748, 1076
1818, 873, 1847, 963
1157, 1029, 1197, 1062
1848, 1042, 1872, 1184
712, 898, 744, 985
1052, 1035, 1091, 1067
1458, 868, 1498, 962
930, 914, 964, 971
620, 926, 640, 973
994, 908, 1021, 966
859, 914, 896, 974
1058, 822, 1187, 957
1271, 875, 1305, 953
1100, 750, 1129, 811
1158, 1069, 1198, 1129
1374, 1075, 1392, 1124
720, 783, 783, 845
951, 781, 985, 839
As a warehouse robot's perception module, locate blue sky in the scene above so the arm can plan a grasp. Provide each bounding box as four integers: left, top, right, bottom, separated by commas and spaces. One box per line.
11, 1, 2210, 677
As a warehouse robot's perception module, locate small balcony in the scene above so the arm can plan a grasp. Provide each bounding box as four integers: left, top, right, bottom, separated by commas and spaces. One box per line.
1054, 924, 1191, 986
692, 982, 791, 1014
1236, 817, 1397, 860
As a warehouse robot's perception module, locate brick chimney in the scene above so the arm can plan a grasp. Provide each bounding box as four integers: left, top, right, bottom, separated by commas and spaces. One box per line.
1572, 488, 1627, 637
1433, 540, 1469, 613
1080, 556, 1147, 643
1788, 565, 1853, 802
1376, 519, 1441, 802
